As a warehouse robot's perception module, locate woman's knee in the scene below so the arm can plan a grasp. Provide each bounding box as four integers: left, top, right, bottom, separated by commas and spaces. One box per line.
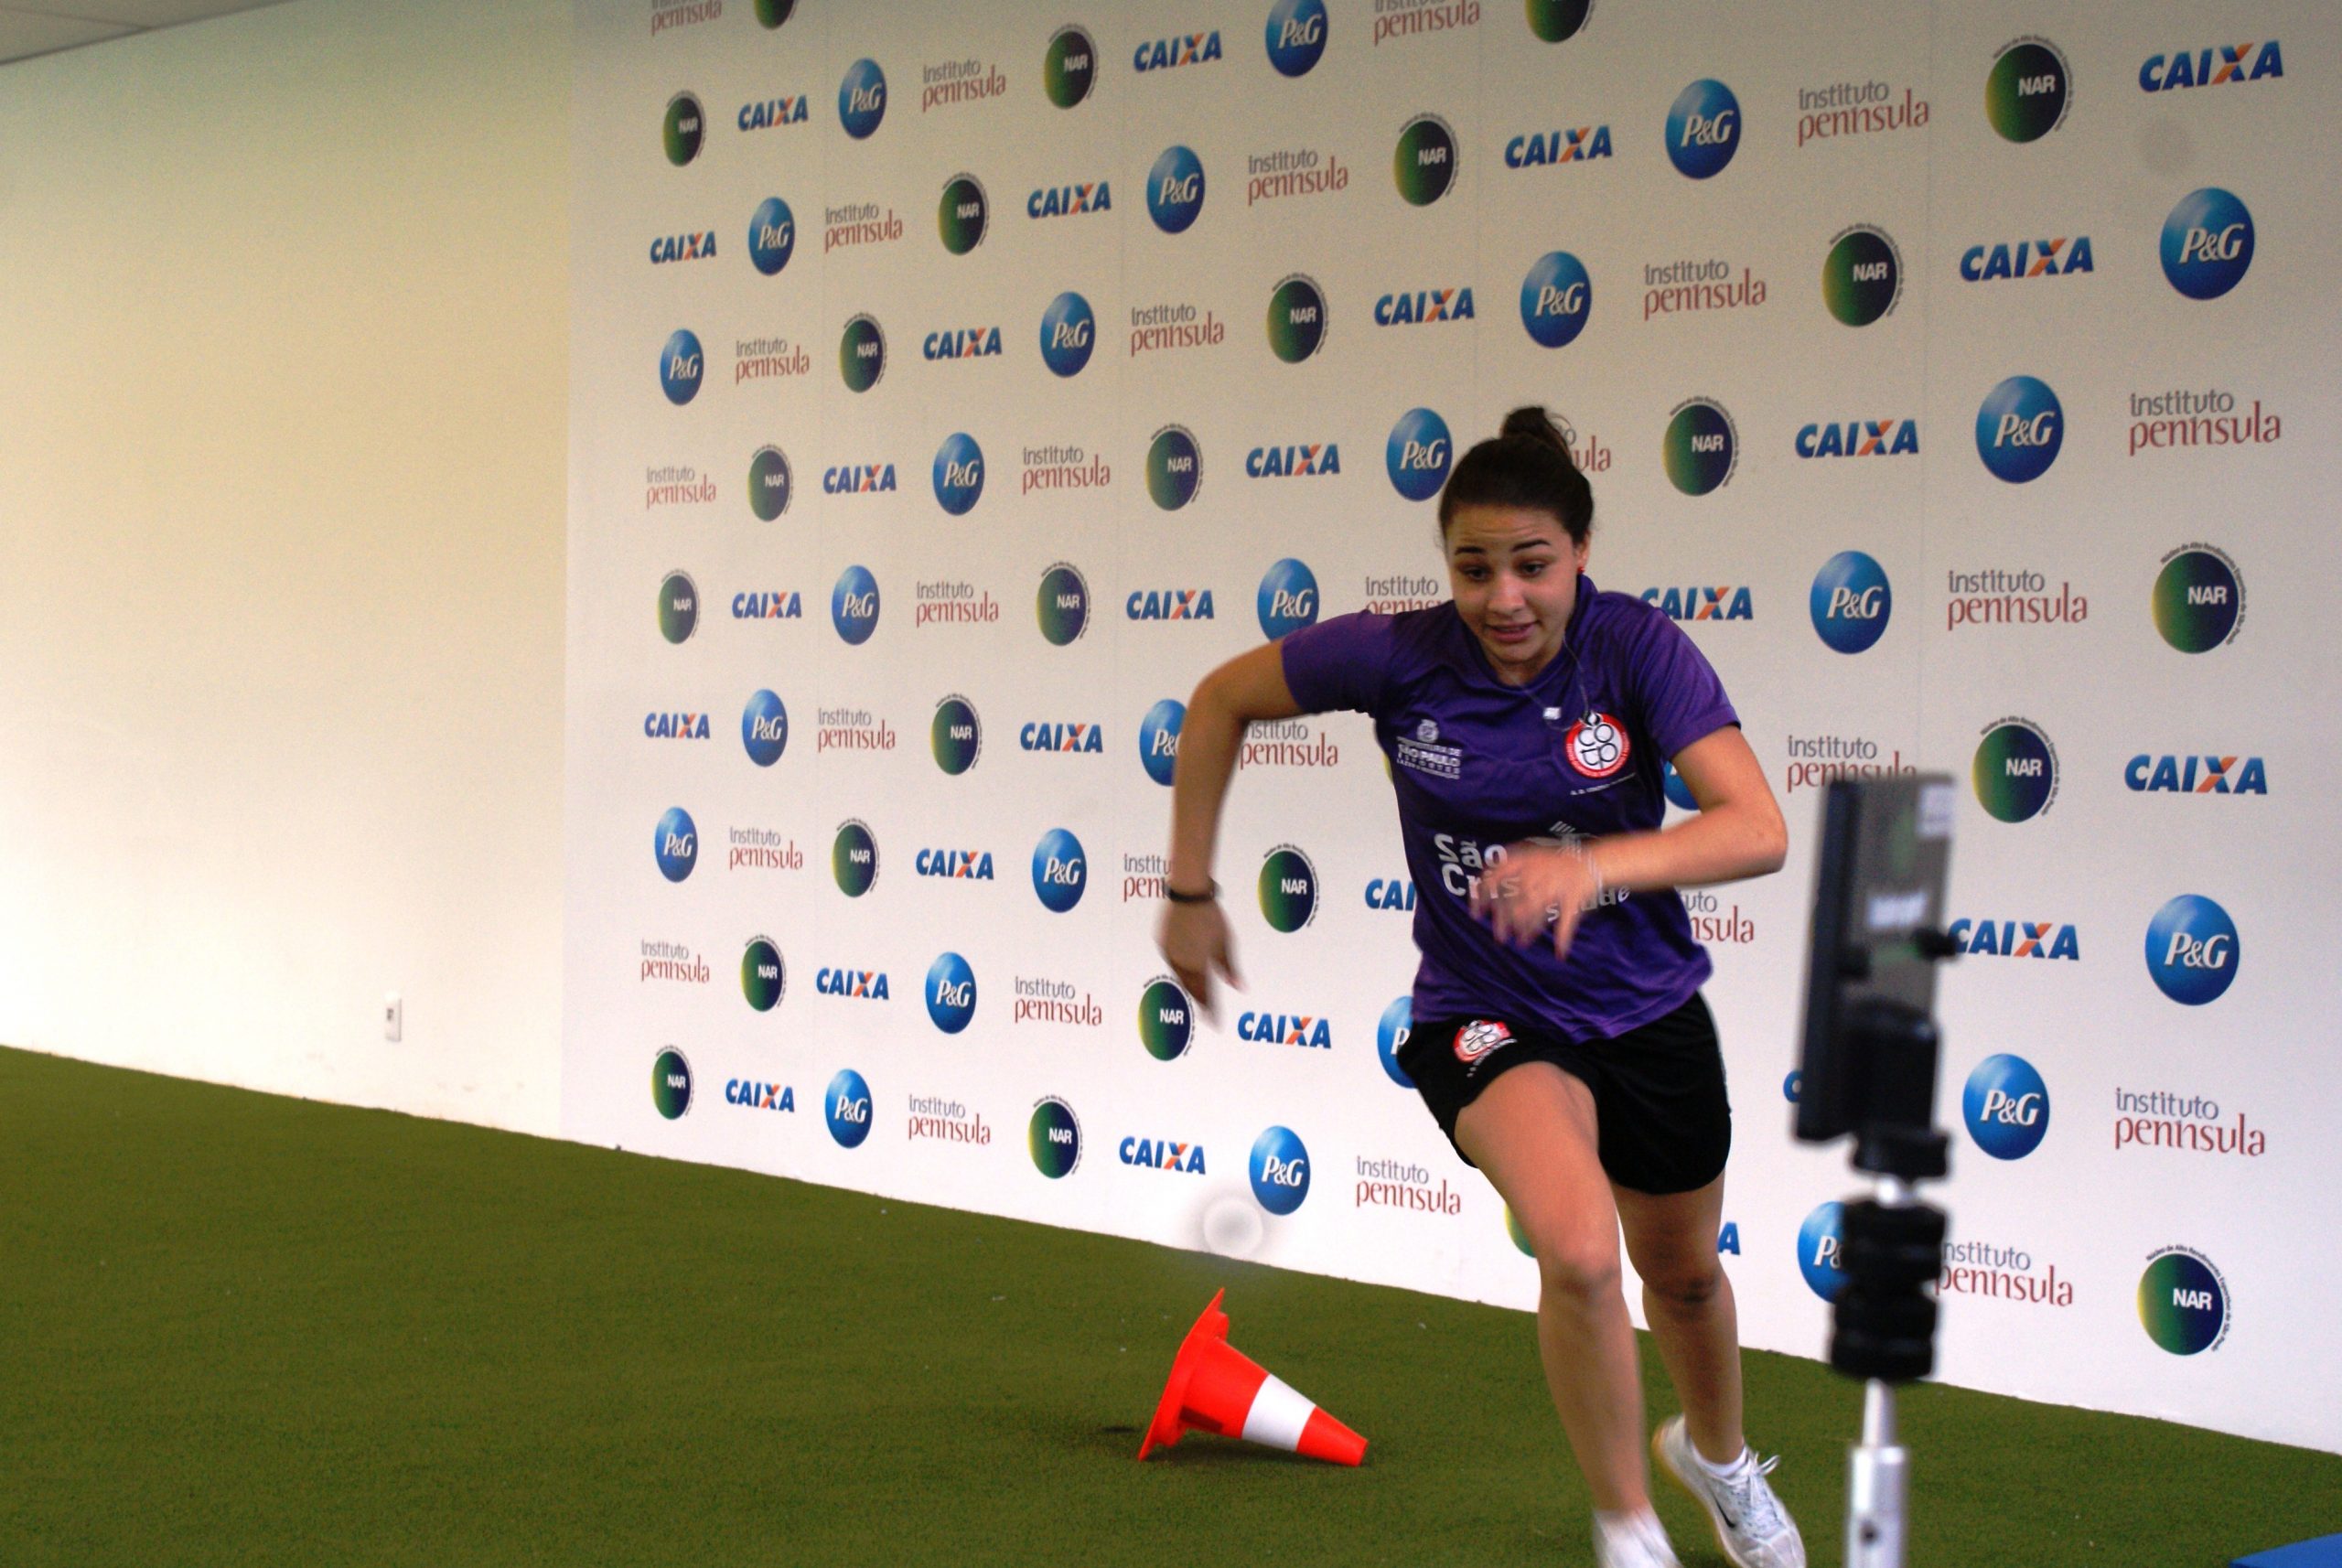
1528, 1226, 1624, 1303
1641, 1254, 1726, 1312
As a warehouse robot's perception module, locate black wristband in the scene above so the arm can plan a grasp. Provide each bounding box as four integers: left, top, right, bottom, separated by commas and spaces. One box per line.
1164, 880, 1219, 904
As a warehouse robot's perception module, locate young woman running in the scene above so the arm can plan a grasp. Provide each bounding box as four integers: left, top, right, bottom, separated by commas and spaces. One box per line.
1157, 408, 1803, 1568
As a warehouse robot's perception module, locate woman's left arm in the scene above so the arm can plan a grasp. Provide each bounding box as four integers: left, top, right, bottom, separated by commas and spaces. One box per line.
1473, 725, 1789, 952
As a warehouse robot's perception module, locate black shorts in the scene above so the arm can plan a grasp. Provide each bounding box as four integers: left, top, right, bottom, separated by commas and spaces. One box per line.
1398, 993, 1732, 1196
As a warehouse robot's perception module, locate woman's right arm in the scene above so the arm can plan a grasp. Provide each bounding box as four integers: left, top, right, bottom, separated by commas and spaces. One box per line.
1159, 641, 1306, 1020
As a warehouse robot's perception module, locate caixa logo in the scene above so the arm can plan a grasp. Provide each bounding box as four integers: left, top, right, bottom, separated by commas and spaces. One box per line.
1021, 721, 1102, 754
653, 807, 697, 882
740, 689, 789, 766
1809, 552, 1891, 653
824, 1069, 874, 1147
1247, 443, 1339, 478
1139, 699, 1184, 787
1032, 828, 1087, 912
2140, 42, 2283, 92
1947, 919, 2079, 961
1027, 181, 1112, 219
652, 1048, 693, 1120
1365, 877, 1416, 911
1506, 125, 1614, 167
1138, 976, 1195, 1061
1265, 0, 1327, 77
837, 59, 886, 140
1377, 996, 1414, 1087
1520, 252, 1591, 349
747, 198, 794, 275
660, 329, 703, 405
737, 92, 806, 131
1121, 1136, 1207, 1174
2125, 753, 2268, 795
1039, 292, 1096, 377
1257, 557, 1320, 638
1959, 237, 2092, 282
1375, 287, 1475, 327
1386, 408, 1452, 501
832, 565, 880, 645
1239, 1011, 1331, 1049
924, 325, 1002, 360
1796, 419, 1918, 458
2145, 895, 2239, 1005
915, 848, 993, 882
815, 966, 889, 1001
1249, 1125, 1311, 1214
1665, 79, 1739, 178
1963, 1054, 2050, 1160
1975, 376, 2062, 483
931, 433, 984, 515
823, 462, 896, 495
643, 711, 708, 741
2160, 188, 2254, 301
732, 591, 798, 622
649, 230, 716, 266
1798, 1201, 1848, 1300
926, 950, 977, 1033
1135, 29, 1221, 70
1146, 145, 1206, 233
1130, 588, 1213, 622
1643, 585, 1752, 622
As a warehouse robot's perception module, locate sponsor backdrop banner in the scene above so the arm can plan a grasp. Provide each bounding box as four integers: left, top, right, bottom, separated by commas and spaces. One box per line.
566, 0, 2342, 1450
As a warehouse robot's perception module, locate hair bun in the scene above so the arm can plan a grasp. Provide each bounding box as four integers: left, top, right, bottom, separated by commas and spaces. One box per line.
1499, 405, 1569, 455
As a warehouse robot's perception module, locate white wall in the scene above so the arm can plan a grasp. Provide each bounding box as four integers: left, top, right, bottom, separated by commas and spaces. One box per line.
0, 0, 570, 1133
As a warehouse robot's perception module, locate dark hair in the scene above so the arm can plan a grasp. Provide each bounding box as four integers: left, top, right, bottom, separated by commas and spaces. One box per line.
1435, 405, 1594, 545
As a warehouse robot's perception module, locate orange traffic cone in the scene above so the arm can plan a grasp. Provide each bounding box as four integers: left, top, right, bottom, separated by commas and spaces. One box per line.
1137, 1289, 1368, 1465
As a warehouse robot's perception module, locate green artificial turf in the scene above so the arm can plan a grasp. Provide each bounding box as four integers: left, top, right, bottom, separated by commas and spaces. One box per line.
2, 1047, 2333, 1566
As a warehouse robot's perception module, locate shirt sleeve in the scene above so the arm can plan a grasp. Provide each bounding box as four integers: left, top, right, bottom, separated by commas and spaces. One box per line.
1279, 611, 1400, 716
1629, 610, 1740, 758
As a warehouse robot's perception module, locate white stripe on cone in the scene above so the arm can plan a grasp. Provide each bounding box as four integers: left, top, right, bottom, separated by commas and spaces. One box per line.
1238, 1372, 1318, 1451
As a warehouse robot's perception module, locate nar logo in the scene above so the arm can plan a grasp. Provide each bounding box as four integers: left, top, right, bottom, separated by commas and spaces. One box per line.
923, 327, 1002, 360
2124, 755, 2268, 795
1020, 722, 1102, 753
738, 95, 809, 131
649, 231, 718, 264
643, 712, 711, 739
1948, 919, 2079, 961
1796, 419, 1919, 457
822, 465, 897, 494
814, 967, 890, 1000
1027, 182, 1112, 219
2140, 42, 2283, 91
1505, 126, 1614, 166
1375, 287, 1476, 326
1961, 237, 2094, 282
1119, 1136, 1207, 1174
1126, 588, 1214, 620
1642, 585, 1753, 621
1238, 1011, 1333, 1049
914, 849, 994, 879
732, 591, 801, 619
1133, 31, 1221, 70
1246, 444, 1340, 478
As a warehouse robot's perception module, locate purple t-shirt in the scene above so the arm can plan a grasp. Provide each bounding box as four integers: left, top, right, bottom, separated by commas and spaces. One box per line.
1279, 576, 1738, 1042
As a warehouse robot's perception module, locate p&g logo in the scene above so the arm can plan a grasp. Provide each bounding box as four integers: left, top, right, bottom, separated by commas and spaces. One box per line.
654, 807, 698, 882
838, 59, 887, 139
926, 950, 977, 1033
1032, 828, 1087, 912
2144, 895, 2238, 1005
2160, 188, 2253, 301
1809, 552, 1891, 653
1520, 251, 1591, 348
1265, 0, 1328, 77
1962, 1054, 2049, 1160
1386, 407, 1453, 501
1798, 1201, 1848, 1300
825, 1069, 874, 1146
660, 329, 704, 405
1256, 557, 1320, 639
1139, 699, 1185, 787
1975, 376, 2062, 483
740, 689, 789, 767
832, 564, 880, 645
1665, 78, 1740, 178
1249, 1125, 1311, 1214
931, 433, 985, 514
1147, 145, 1206, 233
1039, 292, 1097, 377
747, 198, 795, 275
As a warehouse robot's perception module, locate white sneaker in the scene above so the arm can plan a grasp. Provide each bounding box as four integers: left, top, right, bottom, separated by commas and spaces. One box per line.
1652, 1415, 1807, 1568
1592, 1509, 1682, 1568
